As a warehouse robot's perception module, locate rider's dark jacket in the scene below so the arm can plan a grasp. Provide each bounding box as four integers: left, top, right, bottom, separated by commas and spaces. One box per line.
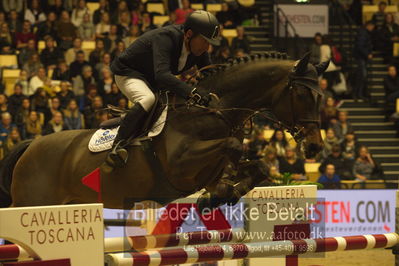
110, 24, 211, 98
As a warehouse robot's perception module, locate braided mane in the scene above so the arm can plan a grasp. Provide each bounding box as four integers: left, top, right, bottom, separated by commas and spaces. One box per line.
191, 51, 289, 83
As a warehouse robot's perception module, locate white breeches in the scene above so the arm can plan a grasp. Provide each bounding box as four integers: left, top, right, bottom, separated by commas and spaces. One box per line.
114, 75, 155, 112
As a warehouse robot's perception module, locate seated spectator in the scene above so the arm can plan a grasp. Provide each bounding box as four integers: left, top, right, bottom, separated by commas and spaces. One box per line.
8, 84, 26, 118
28, 67, 49, 96
317, 164, 341, 189
376, 13, 399, 63
384, 65, 399, 104
320, 97, 338, 129
23, 53, 43, 79
95, 12, 111, 39
24, 110, 42, 139
216, 2, 236, 29
353, 146, 376, 181
0, 112, 15, 143
319, 144, 354, 180
63, 99, 84, 130
18, 39, 37, 68
78, 13, 95, 41
332, 111, 354, 141
111, 41, 126, 60
279, 146, 306, 180
247, 130, 268, 160
1, 127, 22, 159
117, 11, 131, 38
261, 145, 280, 177
16, 70, 29, 96
232, 26, 250, 55
14, 98, 31, 137
52, 61, 71, 81
31, 87, 50, 118
24, 0, 46, 27
95, 53, 111, 79
162, 11, 177, 27
50, 0, 66, 18
372, 1, 387, 29
8, 10, 22, 35
98, 69, 114, 97
56, 11, 77, 50
73, 65, 97, 99
93, 0, 109, 25
57, 81, 75, 110
131, 4, 144, 26
89, 39, 106, 67
341, 132, 359, 161
40, 36, 64, 70
83, 85, 99, 108
65, 37, 84, 65
117, 97, 128, 110
45, 96, 62, 124
71, 0, 89, 27
319, 79, 334, 107
123, 25, 141, 47
111, 0, 130, 24
321, 128, 341, 159
84, 96, 104, 128
104, 25, 121, 52
269, 129, 289, 158
43, 111, 67, 135
0, 23, 14, 53
36, 11, 57, 41
0, 94, 9, 117
140, 12, 157, 33
15, 20, 36, 49
175, 0, 194, 24
214, 46, 231, 64
70, 51, 90, 78
309, 33, 322, 64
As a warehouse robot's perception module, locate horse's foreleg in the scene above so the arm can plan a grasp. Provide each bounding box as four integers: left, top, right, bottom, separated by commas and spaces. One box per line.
197, 160, 270, 211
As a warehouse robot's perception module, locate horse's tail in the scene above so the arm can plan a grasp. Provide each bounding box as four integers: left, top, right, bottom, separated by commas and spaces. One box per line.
0, 139, 33, 207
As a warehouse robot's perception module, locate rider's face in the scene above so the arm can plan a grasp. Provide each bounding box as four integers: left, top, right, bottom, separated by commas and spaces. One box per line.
186, 30, 209, 56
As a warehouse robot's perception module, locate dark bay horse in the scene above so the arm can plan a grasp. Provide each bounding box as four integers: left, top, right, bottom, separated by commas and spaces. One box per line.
0, 52, 328, 210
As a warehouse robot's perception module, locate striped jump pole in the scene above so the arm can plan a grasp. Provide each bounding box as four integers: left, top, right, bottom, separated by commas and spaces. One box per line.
105, 233, 399, 266
104, 228, 246, 253
0, 244, 31, 261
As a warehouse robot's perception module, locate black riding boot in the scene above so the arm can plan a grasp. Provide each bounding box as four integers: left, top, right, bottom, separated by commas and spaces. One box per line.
102, 103, 147, 173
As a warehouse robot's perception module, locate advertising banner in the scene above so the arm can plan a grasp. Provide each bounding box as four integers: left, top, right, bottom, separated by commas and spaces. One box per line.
275, 4, 329, 37
316, 190, 396, 237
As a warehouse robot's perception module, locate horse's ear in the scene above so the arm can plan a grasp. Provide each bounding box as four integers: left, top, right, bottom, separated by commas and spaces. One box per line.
315, 60, 330, 76
295, 52, 311, 74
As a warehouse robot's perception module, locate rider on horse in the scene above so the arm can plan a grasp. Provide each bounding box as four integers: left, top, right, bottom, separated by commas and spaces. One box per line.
102, 10, 221, 173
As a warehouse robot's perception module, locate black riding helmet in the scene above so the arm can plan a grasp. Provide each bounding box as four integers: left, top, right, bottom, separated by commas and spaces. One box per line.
184, 10, 221, 46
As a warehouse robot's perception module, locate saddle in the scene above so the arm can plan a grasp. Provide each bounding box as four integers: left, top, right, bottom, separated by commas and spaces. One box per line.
88, 92, 168, 153
100, 92, 166, 133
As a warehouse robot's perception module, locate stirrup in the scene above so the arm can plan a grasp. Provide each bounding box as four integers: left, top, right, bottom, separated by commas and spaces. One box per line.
102, 140, 129, 173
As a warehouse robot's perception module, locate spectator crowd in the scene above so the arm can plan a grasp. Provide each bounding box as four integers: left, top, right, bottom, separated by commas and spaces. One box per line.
0, 0, 255, 160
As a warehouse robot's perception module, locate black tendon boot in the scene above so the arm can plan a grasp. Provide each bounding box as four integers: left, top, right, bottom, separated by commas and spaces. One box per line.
102, 103, 147, 173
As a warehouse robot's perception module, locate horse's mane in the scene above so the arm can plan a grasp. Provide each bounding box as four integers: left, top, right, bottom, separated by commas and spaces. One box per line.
191, 51, 289, 84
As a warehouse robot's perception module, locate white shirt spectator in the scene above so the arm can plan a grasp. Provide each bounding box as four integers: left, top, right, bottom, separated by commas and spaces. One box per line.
28, 76, 44, 96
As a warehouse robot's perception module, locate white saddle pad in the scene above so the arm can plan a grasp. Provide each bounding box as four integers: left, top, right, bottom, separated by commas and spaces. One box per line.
88, 106, 168, 152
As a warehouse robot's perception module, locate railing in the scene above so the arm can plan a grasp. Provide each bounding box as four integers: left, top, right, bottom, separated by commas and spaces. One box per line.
274, 6, 306, 59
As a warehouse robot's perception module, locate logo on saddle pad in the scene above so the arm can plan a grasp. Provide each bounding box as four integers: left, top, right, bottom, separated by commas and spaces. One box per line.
96, 130, 116, 145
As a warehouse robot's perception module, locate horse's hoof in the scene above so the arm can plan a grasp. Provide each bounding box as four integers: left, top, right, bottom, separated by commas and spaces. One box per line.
196, 192, 212, 214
